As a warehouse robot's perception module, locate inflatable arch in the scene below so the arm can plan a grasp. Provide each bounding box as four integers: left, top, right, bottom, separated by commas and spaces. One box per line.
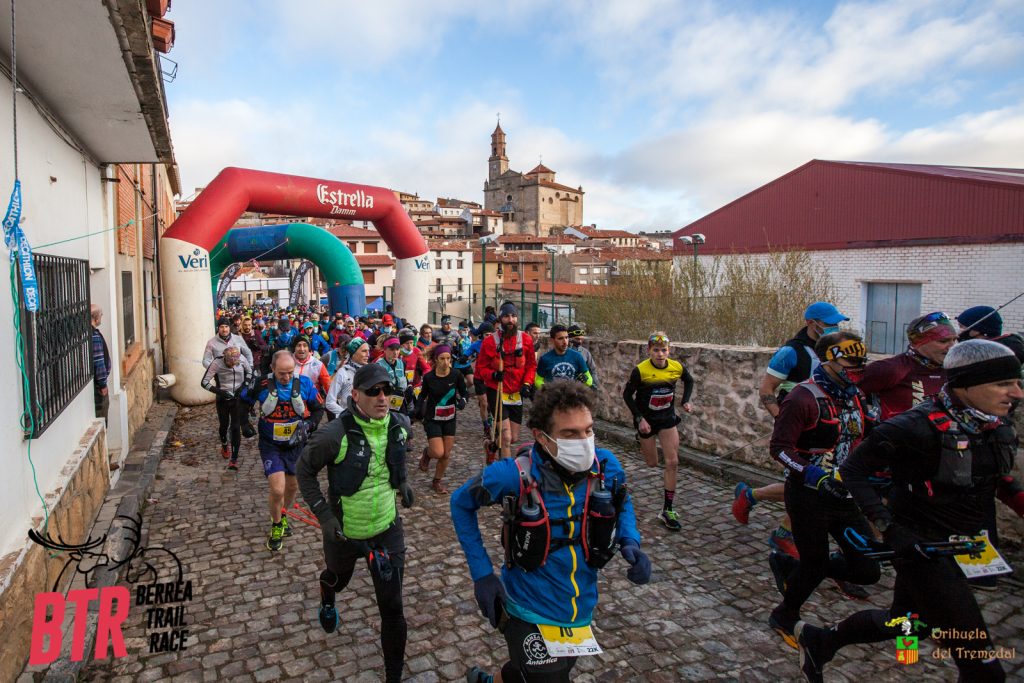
209, 223, 365, 315
161, 167, 429, 405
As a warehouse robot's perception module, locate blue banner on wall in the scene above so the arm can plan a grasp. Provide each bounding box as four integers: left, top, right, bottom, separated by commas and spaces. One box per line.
3, 181, 38, 311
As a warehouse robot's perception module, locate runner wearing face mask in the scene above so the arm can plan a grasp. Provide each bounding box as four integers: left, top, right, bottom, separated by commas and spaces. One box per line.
451, 380, 650, 683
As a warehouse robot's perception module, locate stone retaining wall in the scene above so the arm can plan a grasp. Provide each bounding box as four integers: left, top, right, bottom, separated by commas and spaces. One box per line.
125, 350, 155, 445
0, 422, 108, 683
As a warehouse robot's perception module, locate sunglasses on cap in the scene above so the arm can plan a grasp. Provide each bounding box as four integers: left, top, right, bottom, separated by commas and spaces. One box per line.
826, 339, 867, 364
362, 383, 394, 397
911, 312, 953, 333
649, 334, 670, 345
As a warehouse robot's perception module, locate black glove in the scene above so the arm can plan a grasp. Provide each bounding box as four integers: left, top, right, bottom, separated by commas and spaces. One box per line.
241, 419, 256, 439
803, 465, 847, 500
218, 388, 235, 400
399, 482, 415, 508
521, 384, 534, 400
883, 524, 931, 561
473, 574, 507, 628
492, 370, 503, 382
318, 513, 344, 543
456, 397, 467, 411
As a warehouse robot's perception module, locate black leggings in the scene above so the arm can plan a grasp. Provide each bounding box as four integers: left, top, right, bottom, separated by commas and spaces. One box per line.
781, 479, 881, 618
215, 398, 244, 457
321, 520, 406, 683
824, 554, 1005, 681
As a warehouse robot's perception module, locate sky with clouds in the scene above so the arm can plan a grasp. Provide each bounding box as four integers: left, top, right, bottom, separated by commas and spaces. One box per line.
165, 0, 1024, 231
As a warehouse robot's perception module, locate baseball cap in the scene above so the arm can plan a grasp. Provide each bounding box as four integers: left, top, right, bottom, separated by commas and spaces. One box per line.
382, 314, 394, 325
302, 321, 314, 329
353, 363, 392, 391
804, 302, 848, 325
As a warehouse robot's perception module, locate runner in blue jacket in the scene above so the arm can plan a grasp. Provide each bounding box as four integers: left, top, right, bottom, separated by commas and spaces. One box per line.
452, 380, 651, 682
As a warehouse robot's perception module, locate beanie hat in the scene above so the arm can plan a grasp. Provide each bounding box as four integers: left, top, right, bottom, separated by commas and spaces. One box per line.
956, 306, 1002, 338
346, 337, 368, 355
398, 331, 416, 345
945, 339, 1021, 388
499, 301, 518, 317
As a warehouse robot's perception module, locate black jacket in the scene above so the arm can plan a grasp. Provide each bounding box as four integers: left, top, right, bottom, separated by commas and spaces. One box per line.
840, 398, 1019, 538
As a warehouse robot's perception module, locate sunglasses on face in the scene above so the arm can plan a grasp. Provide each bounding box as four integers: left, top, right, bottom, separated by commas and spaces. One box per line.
362, 383, 394, 397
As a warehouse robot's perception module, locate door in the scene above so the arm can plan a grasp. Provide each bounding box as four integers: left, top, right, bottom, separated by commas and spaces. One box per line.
865, 283, 922, 354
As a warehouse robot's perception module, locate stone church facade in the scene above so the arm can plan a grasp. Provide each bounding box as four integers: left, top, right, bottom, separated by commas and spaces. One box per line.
483, 123, 584, 236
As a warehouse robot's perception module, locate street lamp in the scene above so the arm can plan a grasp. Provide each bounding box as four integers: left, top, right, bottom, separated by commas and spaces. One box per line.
544, 246, 558, 325
479, 235, 498, 318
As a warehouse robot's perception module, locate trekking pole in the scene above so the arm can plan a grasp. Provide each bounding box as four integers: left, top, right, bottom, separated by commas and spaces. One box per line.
843, 527, 985, 562
959, 289, 1024, 333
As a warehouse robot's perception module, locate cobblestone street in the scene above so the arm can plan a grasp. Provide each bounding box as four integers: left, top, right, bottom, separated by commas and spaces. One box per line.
74, 404, 1024, 682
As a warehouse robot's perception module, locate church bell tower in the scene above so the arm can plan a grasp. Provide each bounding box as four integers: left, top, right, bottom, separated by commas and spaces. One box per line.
488, 121, 508, 180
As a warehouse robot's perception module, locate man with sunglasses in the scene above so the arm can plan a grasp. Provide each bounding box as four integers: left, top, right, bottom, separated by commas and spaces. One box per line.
766, 331, 881, 649
858, 312, 956, 421
297, 363, 415, 683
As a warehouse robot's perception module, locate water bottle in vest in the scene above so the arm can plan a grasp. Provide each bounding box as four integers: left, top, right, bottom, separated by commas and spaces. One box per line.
584, 480, 617, 568
510, 491, 549, 571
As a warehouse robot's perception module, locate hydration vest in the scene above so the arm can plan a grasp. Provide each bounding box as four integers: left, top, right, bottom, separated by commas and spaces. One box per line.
911, 410, 1017, 498
261, 377, 306, 420
500, 446, 627, 572
492, 331, 526, 369
327, 412, 409, 499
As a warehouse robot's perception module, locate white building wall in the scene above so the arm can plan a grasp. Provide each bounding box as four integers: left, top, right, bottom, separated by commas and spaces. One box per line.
0, 72, 109, 555
680, 243, 1024, 336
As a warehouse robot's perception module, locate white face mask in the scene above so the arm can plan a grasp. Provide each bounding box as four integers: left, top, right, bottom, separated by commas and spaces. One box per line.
542, 432, 596, 473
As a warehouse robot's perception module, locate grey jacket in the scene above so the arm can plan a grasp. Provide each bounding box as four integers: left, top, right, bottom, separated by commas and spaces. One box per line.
201, 356, 253, 397
202, 333, 254, 368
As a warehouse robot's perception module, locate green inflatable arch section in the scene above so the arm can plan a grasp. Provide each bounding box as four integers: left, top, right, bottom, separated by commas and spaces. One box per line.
209, 222, 365, 313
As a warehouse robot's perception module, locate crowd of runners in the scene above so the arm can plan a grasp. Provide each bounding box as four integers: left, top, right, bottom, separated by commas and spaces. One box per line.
196, 298, 1024, 682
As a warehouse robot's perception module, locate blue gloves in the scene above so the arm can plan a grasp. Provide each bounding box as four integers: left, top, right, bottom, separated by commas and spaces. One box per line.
620, 539, 651, 585
473, 574, 506, 627
803, 464, 847, 500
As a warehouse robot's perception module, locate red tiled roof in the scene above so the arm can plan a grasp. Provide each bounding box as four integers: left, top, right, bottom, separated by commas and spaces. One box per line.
498, 234, 580, 244
355, 255, 395, 267
426, 239, 473, 251
526, 163, 555, 175
537, 180, 583, 193
475, 209, 502, 217
327, 225, 380, 239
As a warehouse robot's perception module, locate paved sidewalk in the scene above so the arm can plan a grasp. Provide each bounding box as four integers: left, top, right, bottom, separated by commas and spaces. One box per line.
70, 405, 1023, 682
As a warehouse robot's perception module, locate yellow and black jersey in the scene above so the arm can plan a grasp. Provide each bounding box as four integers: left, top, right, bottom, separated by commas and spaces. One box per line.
622, 358, 695, 418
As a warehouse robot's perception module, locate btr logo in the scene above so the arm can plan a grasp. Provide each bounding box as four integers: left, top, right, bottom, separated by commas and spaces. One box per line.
29, 587, 131, 665
177, 248, 208, 271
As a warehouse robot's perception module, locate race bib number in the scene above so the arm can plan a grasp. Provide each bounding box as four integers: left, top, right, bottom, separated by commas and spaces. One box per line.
502, 391, 522, 406
405, 370, 415, 381
648, 393, 673, 411
537, 623, 602, 658
950, 531, 1013, 578
413, 386, 422, 399
389, 394, 405, 410
272, 422, 298, 442
433, 405, 456, 421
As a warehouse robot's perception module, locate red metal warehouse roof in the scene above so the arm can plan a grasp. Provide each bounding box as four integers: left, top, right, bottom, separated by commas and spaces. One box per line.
673, 160, 1024, 255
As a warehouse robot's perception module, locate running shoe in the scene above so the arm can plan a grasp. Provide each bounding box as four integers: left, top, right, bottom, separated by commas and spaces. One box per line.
220, 443, 230, 459
832, 579, 869, 601
658, 509, 682, 531
281, 514, 292, 537
732, 482, 755, 524
318, 603, 338, 634
419, 447, 430, 472
769, 605, 798, 650
768, 526, 800, 559
227, 459, 239, 471
266, 521, 285, 552
795, 621, 832, 682
768, 551, 797, 595
969, 575, 999, 591
431, 479, 449, 495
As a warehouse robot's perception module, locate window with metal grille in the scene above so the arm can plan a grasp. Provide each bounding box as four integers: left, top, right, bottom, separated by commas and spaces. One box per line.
17, 254, 92, 438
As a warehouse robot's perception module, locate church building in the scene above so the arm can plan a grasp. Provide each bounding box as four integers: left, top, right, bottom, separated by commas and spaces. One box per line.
483, 123, 584, 236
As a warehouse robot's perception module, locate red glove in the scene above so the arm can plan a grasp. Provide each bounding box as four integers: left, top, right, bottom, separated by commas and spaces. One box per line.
996, 476, 1024, 517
